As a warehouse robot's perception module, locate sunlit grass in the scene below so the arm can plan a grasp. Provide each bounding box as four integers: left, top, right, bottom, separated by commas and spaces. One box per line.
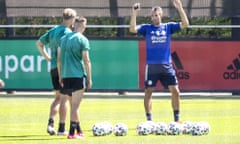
0, 95, 240, 144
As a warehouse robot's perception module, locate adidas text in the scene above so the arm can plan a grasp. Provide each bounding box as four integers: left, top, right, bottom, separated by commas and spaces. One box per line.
223, 71, 240, 80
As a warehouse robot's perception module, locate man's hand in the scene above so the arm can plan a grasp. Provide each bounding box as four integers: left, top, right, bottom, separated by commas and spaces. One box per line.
132, 3, 140, 12
173, 0, 189, 29
173, 0, 183, 10
87, 79, 92, 90
130, 3, 140, 33
59, 78, 63, 88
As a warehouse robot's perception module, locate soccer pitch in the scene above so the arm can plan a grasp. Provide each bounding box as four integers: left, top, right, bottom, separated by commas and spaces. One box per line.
0, 93, 240, 144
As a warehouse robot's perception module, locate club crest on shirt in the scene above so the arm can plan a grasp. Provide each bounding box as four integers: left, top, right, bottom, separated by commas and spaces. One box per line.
147, 80, 153, 86
150, 24, 167, 44
150, 30, 167, 43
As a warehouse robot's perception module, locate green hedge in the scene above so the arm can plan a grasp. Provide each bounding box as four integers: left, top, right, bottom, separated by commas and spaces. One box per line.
0, 17, 232, 39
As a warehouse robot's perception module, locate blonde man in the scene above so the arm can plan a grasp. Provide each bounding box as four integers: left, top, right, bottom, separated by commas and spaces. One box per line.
36, 8, 77, 135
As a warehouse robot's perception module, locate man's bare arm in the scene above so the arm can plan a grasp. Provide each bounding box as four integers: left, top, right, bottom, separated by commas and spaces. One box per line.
173, 0, 189, 29
129, 3, 140, 33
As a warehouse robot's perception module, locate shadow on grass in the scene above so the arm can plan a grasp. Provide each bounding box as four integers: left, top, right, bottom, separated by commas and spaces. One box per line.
0, 135, 65, 141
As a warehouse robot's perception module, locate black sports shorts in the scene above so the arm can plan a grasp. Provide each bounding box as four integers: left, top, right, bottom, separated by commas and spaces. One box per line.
50, 68, 61, 90
144, 64, 178, 89
60, 77, 86, 96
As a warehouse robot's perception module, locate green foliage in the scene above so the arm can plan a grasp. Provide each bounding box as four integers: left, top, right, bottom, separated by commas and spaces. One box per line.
171, 17, 231, 39
85, 17, 118, 37
14, 17, 61, 37
0, 16, 233, 39
0, 18, 6, 37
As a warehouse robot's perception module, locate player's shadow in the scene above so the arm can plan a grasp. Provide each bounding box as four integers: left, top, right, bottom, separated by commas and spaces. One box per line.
0, 135, 63, 141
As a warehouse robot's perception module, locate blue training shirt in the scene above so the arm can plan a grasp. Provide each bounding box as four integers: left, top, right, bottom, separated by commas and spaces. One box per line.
137, 22, 181, 64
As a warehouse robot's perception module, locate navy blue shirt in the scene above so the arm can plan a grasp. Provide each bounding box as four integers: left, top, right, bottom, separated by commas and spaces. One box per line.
137, 22, 181, 64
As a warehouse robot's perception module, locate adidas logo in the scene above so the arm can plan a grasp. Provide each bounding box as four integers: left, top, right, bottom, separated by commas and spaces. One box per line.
223, 53, 240, 80
172, 51, 184, 70
171, 52, 190, 80
226, 54, 240, 70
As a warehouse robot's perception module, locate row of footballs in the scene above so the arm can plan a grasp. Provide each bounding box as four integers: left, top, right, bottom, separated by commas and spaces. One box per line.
92, 121, 210, 136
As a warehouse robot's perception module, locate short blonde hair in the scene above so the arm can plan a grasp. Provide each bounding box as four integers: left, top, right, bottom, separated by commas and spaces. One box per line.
63, 8, 77, 20
75, 16, 86, 23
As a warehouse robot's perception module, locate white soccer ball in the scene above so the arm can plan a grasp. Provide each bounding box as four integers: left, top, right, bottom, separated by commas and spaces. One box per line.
145, 121, 156, 134
102, 121, 113, 135
182, 121, 194, 135
192, 122, 205, 136
199, 121, 210, 135
136, 122, 152, 135
167, 122, 182, 135
155, 122, 168, 135
92, 121, 113, 136
113, 122, 128, 136
92, 123, 105, 136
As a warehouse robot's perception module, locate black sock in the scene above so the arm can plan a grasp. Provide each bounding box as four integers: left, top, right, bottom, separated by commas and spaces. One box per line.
146, 113, 152, 121
48, 118, 54, 126
69, 121, 76, 135
174, 110, 180, 122
58, 123, 65, 132
76, 122, 82, 133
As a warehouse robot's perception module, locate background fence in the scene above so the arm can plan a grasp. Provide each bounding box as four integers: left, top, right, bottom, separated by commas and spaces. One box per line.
1, 0, 239, 17
0, 0, 240, 39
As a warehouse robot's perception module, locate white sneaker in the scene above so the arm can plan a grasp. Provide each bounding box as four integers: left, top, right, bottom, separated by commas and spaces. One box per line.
57, 131, 68, 136
47, 126, 56, 135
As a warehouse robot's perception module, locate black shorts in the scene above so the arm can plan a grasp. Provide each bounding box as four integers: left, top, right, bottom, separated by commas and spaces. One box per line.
144, 64, 178, 89
50, 68, 61, 90
60, 77, 86, 95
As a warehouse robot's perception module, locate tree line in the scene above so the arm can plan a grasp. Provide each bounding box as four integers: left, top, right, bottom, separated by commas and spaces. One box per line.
0, 16, 232, 39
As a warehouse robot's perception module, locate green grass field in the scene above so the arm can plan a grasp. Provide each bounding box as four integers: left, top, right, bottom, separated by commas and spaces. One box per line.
0, 93, 240, 144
